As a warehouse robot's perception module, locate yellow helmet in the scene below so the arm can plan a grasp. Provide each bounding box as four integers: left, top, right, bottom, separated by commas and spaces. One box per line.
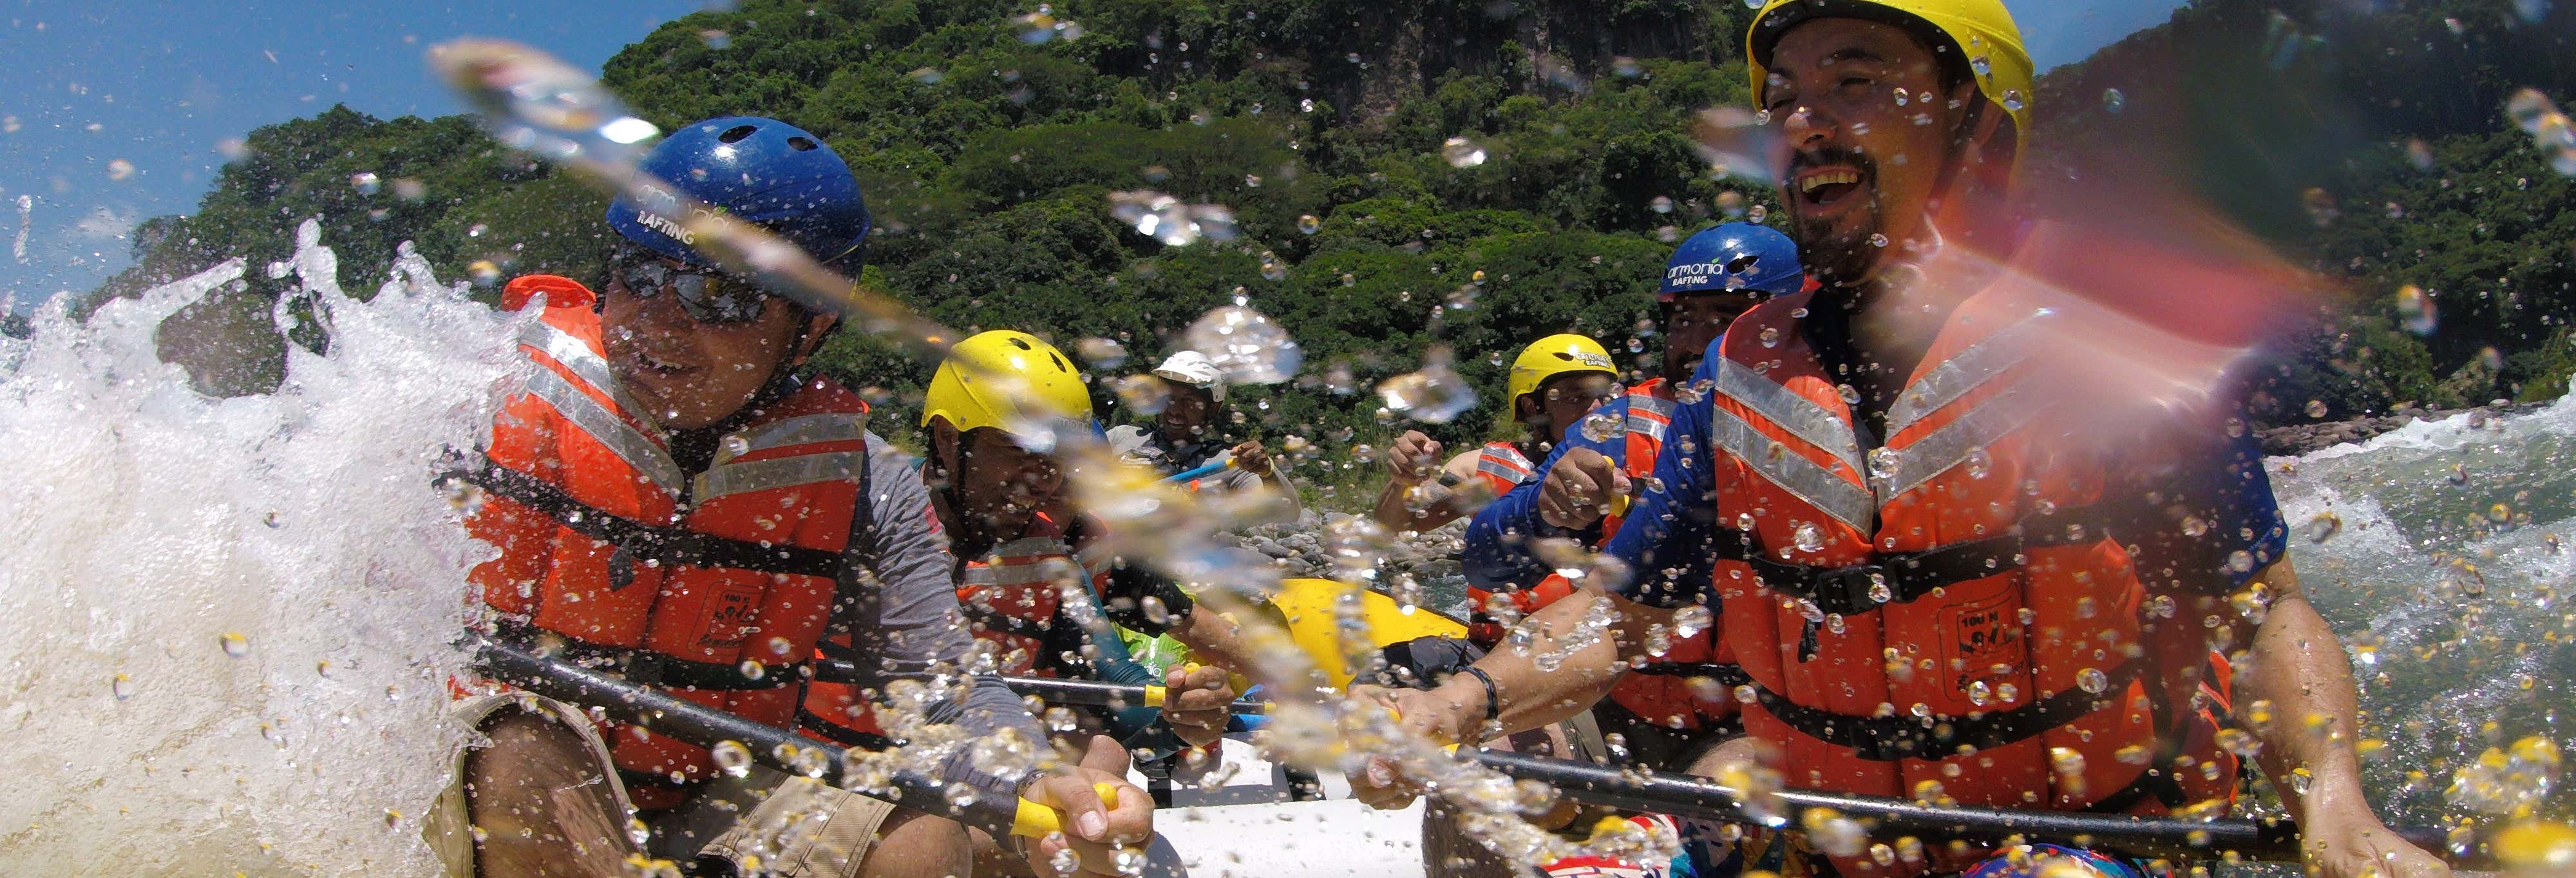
920, 330, 1095, 443
1745, 0, 2033, 138
1506, 334, 1619, 406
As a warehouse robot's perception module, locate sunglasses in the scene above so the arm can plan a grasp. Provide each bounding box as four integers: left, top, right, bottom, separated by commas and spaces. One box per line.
606, 243, 773, 325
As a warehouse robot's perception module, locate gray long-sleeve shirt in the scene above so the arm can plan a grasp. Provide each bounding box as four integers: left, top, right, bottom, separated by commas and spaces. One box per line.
834, 433, 1051, 797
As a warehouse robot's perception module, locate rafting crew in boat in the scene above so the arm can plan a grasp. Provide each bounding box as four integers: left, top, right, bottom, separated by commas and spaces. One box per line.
1345, 3, 2447, 878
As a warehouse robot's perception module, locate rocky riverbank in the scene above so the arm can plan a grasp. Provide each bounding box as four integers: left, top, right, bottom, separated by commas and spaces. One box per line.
2255, 401, 2546, 456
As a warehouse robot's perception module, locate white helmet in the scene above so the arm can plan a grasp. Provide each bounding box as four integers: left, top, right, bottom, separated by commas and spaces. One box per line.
1151, 350, 1227, 402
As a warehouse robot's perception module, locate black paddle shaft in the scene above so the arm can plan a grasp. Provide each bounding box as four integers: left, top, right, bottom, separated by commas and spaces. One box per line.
810, 657, 1271, 714
1464, 749, 2486, 868
465, 634, 1023, 838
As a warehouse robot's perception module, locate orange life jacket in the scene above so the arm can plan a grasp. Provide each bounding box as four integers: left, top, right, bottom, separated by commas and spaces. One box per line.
464, 276, 875, 810
1698, 291, 2236, 877
954, 511, 1117, 677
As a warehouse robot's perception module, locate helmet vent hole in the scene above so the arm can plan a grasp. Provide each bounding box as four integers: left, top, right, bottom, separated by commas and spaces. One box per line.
1727, 254, 1762, 274
1009, 338, 1032, 350
717, 124, 759, 144
1050, 353, 1068, 372
1553, 353, 1573, 361
786, 136, 819, 151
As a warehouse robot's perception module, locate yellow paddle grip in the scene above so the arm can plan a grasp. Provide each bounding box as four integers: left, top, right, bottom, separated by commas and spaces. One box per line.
1010, 782, 1122, 838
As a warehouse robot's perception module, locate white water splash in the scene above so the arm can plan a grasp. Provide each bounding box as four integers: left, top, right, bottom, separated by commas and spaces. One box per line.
0, 219, 517, 873
2271, 387, 2576, 824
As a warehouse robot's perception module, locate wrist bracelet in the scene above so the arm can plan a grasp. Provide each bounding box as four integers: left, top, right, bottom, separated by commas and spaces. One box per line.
1460, 666, 1501, 723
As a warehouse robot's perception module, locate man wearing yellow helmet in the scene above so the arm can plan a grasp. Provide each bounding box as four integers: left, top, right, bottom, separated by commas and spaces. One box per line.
797, 331, 1246, 752
1352, 6, 2442, 878
1371, 333, 1622, 534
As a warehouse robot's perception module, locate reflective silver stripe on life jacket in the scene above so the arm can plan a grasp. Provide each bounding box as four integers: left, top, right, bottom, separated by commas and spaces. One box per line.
1714, 357, 1864, 475
1884, 379, 2045, 499
1707, 401, 1877, 535
716, 413, 871, 466
1884, 311, 2045, 440
518, 320, 650, 420
694, 451, 867, 502
1625, 394, 1676, 443
524, 365, 685, 493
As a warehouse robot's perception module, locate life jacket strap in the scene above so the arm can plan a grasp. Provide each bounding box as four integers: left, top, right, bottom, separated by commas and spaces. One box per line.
1703, 659, 2145, 762
1745, 505, 2114, 617
444, 456, 844, 579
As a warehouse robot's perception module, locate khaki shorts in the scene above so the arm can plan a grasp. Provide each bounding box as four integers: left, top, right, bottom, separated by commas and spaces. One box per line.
426, 692, 900, 877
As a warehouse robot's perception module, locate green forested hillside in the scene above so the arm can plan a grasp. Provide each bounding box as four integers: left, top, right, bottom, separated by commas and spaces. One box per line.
86, 0, 2576, 472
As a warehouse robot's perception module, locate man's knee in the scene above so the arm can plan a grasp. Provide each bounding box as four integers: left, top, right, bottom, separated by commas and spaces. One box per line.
467, 709, 614, 803
857, 810, 971, 878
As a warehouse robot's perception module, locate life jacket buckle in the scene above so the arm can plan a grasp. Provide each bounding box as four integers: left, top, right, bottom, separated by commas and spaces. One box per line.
1807, 563, 1889, 616
621, 651, 670, 687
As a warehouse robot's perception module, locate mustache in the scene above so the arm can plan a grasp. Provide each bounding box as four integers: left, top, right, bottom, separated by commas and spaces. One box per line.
1786, 146, 1877, 182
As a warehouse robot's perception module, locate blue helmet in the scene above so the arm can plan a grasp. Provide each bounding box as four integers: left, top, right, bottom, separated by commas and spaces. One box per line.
605, 117, 871, 270
1659, 222, 1804, 301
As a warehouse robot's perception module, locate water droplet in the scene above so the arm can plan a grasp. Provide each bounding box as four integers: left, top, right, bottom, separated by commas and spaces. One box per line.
350, 172, 382, 195
1868, 233, 1890, 247
1259, 253, 1288, 282
2077, 667, 2109, 694
1792, 522, 1824, 553
111, 673, 135, 700
697, 29, 732, 49
1747, 204, 1768, 223
2304, 399, 2328, 418
1758, 326, 1781, 348
1971, 56, 1992, 77
1966, 680, 1993, 705
710, 740, 753, 778
1074, 337, 1127, 368
2303, 511, 2341, 543
1441, 137, 1488, 167
1108, 190, 1238, 246
2101, 88, 2126, 113
720, 435, 750, 459
1673, 604, 1712, 638
1444, 285, 1480, 311
1377, 348, 1479, 423
219, 633, 249, 657
1866, 447, 1900, 482
1649, 195, 1674, 214
2002, 90, 2026, 112
1579, 412, 1625, 444
1296, 214, 1321, 234
1184, 304, 1302, 384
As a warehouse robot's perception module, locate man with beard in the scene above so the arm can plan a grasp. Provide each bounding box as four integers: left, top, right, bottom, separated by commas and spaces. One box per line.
1349, 5, 2445, 878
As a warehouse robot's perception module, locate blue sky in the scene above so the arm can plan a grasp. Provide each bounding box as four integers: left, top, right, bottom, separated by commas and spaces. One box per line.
0, 0, 2184, 308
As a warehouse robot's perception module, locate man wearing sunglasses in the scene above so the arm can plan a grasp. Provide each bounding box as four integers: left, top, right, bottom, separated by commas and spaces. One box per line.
436, 117, 1149, 878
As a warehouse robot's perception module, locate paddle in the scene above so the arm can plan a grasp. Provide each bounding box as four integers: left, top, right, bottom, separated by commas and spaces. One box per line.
465, 633, 1109, 841
811, 657, 1270, 715
806, 667, 2490, 868
1160, 454, 1235, 485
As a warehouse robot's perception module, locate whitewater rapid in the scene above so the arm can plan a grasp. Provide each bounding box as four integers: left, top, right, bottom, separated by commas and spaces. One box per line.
0, 220, 516, 873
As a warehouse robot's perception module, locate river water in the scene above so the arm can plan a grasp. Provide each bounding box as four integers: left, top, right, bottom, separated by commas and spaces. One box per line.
0, 225, 2562, 872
